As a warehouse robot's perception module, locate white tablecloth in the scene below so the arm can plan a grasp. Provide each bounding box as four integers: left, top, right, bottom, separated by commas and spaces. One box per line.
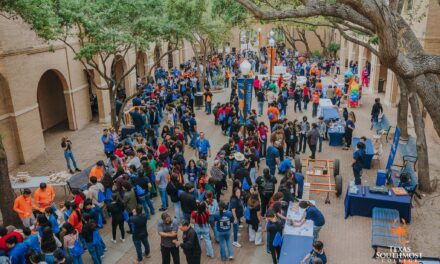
11, 176, 69, 190
283, 202, 314, 237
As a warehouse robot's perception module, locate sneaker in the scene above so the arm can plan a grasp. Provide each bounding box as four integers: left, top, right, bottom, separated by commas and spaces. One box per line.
120, 238, 125, 242
101, 254, 105, 258
75, 168, 82, 172
229, 256, 234, 260
111, 239, 117, 244
159, 208, 167, 212
69, 169, 74, 174
144, 253, 151, 258
232, 242, 242, 248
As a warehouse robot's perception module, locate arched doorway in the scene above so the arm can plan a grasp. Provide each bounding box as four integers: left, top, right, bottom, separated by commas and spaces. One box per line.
112, 55, 128, 99
37, 70, 69, 131
136, 51, 148, 81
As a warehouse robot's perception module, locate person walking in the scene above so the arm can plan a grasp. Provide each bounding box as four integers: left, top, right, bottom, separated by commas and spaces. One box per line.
158, 213, 180, 264
307, 123, 320, 159
256, 88, 265, 117
173, 220, 201, 264
352, 142, 366, 185
129, 205, 151, 264
293, 86, 303, 113
214, 201, 234, 261
257, 122, 269, 158
284, 121, 298, 158
317, 117, 326, 152
312, 90, 320, 118
61, 137, 81, 174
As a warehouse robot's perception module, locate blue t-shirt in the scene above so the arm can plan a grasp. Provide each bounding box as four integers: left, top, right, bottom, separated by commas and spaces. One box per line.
306, 206, 325, 227
102, 134, 115, 152
346, 120, 356, 131
353, 149, 365, 170
195, 139, 210, 155
214, 211, 234, 232
278, 159, 292, 173
266, 146, 280, 167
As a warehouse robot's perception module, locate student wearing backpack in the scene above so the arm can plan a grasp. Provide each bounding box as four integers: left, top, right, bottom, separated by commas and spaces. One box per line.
166, 174, 184, 223
134, 170, 155, 220
264, 209, 284, 264
258, 168, 277, 216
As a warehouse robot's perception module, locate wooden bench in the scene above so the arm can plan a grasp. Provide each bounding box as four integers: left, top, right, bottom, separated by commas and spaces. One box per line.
372, 207, 402, 258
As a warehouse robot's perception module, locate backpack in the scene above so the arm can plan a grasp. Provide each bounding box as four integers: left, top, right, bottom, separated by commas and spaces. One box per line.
97, 189, 105, 203
263, 179, 275, 196
268, 112, 274, 121
135, 184, 147, 197
273, 231, 283, 247
242, 178, 250, 191
219, 111, 226, 122
244, 206, 251, 221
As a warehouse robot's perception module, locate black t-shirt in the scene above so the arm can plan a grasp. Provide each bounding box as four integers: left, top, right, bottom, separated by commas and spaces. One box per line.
257, 90, 265, 102
61, 141, 72, 151
248, 154, 257, 169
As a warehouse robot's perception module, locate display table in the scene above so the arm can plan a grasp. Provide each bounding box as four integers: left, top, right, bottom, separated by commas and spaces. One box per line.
12, 176, 70, 197
328, 126, 345, 146
279, 203, 314, 264
321, 107, 339, 122
352, 137, 374, 169
344, 186, 411, 223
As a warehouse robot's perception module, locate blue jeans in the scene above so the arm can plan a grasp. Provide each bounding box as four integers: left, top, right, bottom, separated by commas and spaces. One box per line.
133, 237, 150, 261
303, 100, 309, 110
183, 212, 191, 223
208, 219, 218, 242
313, 225, 323, 242
295, 173, 304, 199
189, 132, 198, 148
249, 168, 257, 185
205, 102, 212, 114
138, 194, 154, 218
233, 218, 241, 242
64, 150, 78, 170
194, 225, 214, 257
217, 230, 233, 260
260, 138, 267, 158
224, 78, 229, 88
67, 248, 85, 264
153, 124, 160, 138
258, 101, 264, 116
86, 242, 102, 264
158, 187, 168, 209
173, 202, 181, 222
268, 165, 276, 177
44, 254, 56, 264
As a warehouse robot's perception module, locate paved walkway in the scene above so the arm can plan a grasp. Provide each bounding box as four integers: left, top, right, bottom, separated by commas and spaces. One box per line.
9, 76, 440, 263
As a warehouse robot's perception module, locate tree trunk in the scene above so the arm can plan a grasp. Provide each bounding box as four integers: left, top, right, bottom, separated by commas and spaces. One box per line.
0, 137, 23, 227
396, 77, 409, 139
407, 90, 432, 192
297, 29, 311, 55
109, 85, 117, 128
312, 29, 327, 57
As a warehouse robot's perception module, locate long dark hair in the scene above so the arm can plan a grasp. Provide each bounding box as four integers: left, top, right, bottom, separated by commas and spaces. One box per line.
218, 201, 227, 217
263, 168, 271, 180
71, 203, 82, 222
40, 226, 57, 253
195, 202, 207, 227
62, 222, 76, 236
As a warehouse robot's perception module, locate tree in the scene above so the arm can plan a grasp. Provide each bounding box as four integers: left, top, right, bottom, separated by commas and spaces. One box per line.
236, 0, 440, 192
0, 136, 22, 227
1, 0, 182, 129
327, 42, 341, 58
168, 0, 231, 89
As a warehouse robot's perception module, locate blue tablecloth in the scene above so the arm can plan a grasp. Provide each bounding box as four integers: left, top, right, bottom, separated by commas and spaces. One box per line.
321, 107, 340, 121
344, 186, 411, 223
352, 137, 374, 169
279, 235, 313, 264
328, 126, 345, 146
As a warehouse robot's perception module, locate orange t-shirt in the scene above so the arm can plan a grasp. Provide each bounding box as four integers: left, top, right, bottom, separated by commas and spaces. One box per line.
34, 185, 55, 211
316, 83, 323, 90
68, 210, 83, 233
13, 195, 34, 218
313, 92, 320, 104
89, 166, 104, 181
267, 107, 279, 123
335, 87, 342, 97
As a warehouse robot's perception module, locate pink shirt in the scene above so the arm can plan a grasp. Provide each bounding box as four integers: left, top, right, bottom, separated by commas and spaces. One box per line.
258, 126, 268, 140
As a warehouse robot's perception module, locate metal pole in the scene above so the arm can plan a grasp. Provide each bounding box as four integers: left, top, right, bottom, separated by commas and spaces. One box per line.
243, 75, 248, 138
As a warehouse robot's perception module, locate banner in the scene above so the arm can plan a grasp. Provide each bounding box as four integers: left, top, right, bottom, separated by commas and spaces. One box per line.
386, 127, 401, 170
237, 78, 253, 124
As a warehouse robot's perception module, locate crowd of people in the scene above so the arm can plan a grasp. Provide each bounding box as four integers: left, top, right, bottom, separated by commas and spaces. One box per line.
1, 44, 379, 264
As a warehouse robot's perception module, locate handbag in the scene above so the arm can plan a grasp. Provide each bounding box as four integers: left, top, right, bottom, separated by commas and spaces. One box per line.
70, 240, 85, 257
272, 232, 283, 247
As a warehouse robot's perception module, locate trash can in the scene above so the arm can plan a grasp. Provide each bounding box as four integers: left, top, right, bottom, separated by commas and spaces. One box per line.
195, 92, 203, 108
378, 79, 385, 93
376, 169, 387, 186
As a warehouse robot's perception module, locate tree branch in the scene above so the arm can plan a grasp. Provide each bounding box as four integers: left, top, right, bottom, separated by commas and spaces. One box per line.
235, 0, 375, 32
332, 22, 379, 57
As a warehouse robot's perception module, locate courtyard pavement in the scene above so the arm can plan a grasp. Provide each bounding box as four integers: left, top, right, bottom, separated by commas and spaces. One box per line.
9, 75, 440, 264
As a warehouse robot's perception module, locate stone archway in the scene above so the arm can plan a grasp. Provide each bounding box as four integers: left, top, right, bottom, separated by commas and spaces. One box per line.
112, 55, 129, 98
0, 74, 23, 167
37, 70, 70, 131
136, 51, 148, 81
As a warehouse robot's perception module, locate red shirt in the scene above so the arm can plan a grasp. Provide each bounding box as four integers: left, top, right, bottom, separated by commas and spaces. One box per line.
0, 232, 23, 252
114, 149, 125, 159
191, 211, 210, 225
